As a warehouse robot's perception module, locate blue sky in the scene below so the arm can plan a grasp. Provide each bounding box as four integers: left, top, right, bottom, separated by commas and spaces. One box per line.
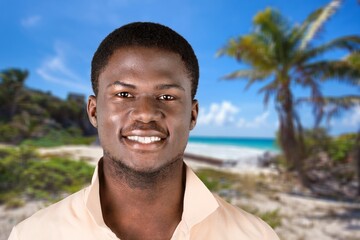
1, 0, 359, 138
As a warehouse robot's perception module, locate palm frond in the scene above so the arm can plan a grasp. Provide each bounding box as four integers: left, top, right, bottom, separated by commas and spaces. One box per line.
216, 38, 240, 57
324, 95, 360, 107
345, 51, 360, 69
218, 35, 276, 71
294, 73, 324, 121
221, 69, 270, 81
302, 60, 360, 85
300, 0, 342, 50
289, 6, 324, 48
253, 8, 289, 38
295, 36, 360, 65
258, 80, 278, 106
298, 95, 360, 125
324, 96, 360, 123
253, 8, 293, 64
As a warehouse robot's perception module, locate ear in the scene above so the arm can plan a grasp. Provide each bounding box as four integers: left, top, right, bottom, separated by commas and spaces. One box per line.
190, 99, 198, 130
87, 95, 98, 128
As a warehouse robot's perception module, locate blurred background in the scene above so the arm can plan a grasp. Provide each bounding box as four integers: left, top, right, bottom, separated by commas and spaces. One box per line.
1, 0, 359, 239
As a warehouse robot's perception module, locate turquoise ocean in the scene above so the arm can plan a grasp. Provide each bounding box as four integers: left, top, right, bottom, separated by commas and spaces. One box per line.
188, 136, 279, 152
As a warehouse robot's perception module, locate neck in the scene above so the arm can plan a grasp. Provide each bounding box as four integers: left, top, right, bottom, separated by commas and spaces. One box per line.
99, 157, 186, 239
104, 151, 184, 190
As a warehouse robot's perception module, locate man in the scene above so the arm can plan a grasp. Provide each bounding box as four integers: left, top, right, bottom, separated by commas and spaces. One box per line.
9, 22, 279, 240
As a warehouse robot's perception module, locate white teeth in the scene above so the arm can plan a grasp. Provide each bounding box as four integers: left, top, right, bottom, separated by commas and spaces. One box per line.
127, 136, 162, 144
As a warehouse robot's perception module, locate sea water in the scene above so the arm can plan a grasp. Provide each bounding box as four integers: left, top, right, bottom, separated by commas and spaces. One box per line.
185, 136, 279, 169
188, 136, 278, 151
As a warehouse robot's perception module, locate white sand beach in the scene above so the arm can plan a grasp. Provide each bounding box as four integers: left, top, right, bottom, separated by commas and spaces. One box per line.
1, 144, 359, 240
37, 143, 272, 172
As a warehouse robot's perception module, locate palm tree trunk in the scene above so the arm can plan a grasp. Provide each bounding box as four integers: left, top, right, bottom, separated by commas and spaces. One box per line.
277, 87, 310, 187
279, 118, 310, 187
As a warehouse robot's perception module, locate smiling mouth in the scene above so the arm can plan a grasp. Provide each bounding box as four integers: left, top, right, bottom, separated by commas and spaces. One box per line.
126, 136, 162, 144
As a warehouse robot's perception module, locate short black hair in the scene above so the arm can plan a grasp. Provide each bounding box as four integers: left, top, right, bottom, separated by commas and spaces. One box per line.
91, 22, 199, 99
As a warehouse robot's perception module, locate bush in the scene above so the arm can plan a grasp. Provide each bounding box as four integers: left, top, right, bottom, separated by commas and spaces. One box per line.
328, 133, 357, 163
302, 128, 332, 156
302, 130, 358, 163
0, 123, 21, 143
0, 146, 39, 193
0, 146, 94, 205
21, 129, 96, 147
23, 158, 94, 198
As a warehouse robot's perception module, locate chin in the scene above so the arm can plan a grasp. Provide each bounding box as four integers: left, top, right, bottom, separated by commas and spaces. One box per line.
129, 157, 182, 174
107, 150, 183, 173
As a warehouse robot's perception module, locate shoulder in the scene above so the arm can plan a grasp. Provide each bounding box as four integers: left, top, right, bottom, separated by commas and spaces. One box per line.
215, 195, 264, 224
190, 195, 279, 240
10, 188, 87, 239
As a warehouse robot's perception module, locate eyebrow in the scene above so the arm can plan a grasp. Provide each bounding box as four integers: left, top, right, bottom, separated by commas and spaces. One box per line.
155, 84, 185, 92
107, 81, 185, 91
107, 81, 136, 89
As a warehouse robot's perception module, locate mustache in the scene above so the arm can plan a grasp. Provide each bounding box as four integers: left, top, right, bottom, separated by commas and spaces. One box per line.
122, 121, 167, 135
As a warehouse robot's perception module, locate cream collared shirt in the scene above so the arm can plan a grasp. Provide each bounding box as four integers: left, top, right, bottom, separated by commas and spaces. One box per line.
8, 164, 279, 240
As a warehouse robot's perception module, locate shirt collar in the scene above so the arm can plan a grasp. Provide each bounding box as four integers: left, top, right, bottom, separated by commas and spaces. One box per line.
181, 165, 219, 228
84, 161, 219, 231
84, 161, 108, 228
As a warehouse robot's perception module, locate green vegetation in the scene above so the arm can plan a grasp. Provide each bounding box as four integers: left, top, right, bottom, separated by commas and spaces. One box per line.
196, 168, 275, 195
275, 128, 358, 165
218, 0, 360, 192
257, 209, 281, 229
273, 128, 359, 199
0, 147, 94, 208
329, 133, 358, 163
21, 129, 97, 147
196, 168, 238, 191
302, 128, 357, 163
0, 68, 96, 146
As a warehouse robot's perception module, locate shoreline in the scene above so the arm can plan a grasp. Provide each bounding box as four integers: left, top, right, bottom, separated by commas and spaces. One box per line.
36, 143, 275, 174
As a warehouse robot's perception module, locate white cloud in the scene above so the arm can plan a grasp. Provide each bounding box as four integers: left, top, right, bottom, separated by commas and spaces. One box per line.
198, 101, 240, 126
237, 111, 270, 128
21, 15, 42, 28
342, 105, 360, 127
36, 43, 91, 92
197, 101, 271, 129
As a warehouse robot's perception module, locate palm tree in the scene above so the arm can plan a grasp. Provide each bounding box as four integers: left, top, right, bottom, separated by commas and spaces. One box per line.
218, 0, 360, 186
0, 68, 29, 120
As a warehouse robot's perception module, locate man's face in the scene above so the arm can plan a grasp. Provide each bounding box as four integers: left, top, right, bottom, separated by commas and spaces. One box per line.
88, 46, 198, 173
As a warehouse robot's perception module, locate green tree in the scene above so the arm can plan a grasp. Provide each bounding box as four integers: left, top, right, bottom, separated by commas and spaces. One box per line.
0, 68, 29, 120
218, 0, 360, 186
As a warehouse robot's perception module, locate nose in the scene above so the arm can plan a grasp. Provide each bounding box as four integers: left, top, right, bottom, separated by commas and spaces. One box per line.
129, 96, 163, 123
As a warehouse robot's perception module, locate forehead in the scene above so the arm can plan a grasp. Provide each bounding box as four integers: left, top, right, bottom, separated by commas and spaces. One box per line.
99, 46, 191, 88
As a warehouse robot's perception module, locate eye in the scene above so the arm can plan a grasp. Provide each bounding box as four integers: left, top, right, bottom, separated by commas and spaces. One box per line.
158, 95, 175, 101
116, 92, 133, 98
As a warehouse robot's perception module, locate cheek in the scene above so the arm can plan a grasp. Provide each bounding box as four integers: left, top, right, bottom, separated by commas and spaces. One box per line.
97, 103, 124, 134
169, 108, 193, 132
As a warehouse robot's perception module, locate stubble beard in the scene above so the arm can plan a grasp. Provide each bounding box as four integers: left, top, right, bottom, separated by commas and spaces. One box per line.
104, 149, 184, 190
